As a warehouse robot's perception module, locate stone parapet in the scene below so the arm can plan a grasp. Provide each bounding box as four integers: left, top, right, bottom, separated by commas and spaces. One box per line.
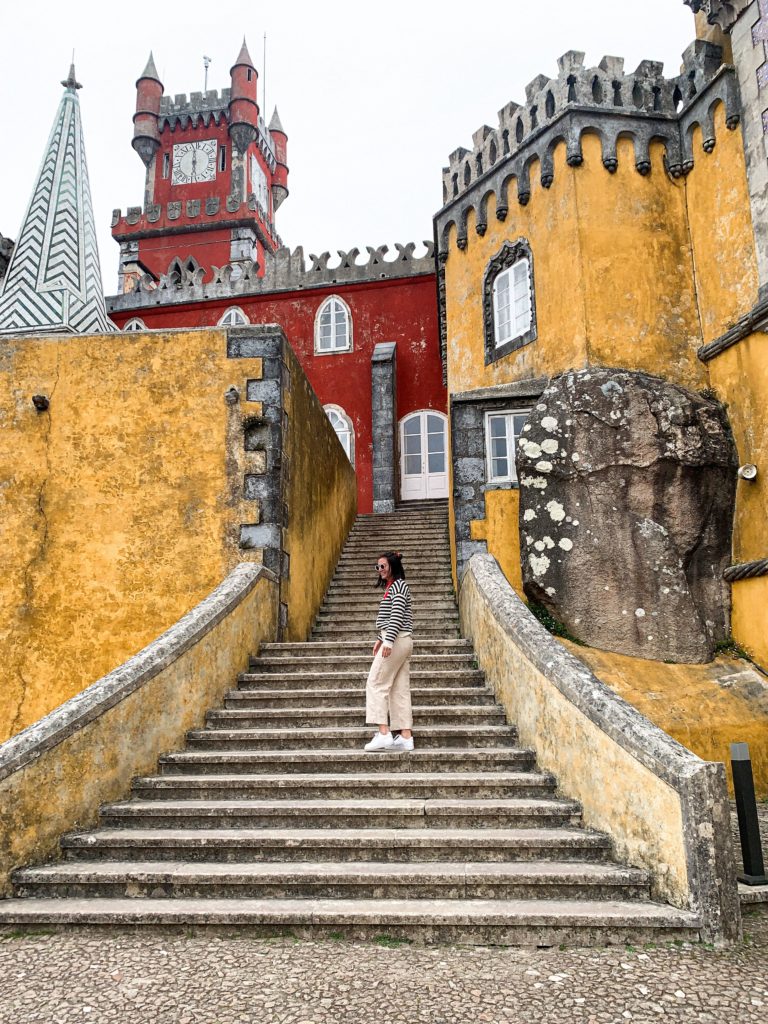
459, 553, 741, 945
111, 192, 279, 247
106, 240, 436, 314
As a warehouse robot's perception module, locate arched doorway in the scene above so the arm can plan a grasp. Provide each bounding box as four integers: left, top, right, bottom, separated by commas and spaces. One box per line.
399, 410, 448, 500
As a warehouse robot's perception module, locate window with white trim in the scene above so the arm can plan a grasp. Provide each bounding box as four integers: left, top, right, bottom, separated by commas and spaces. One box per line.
482, 239, 537, 364
493, 258, 531, 348
485, 409, 529, 484
124, 318, 146, 332
315, 296, 351, 353
218, 306, 249, 327
324, 405, 354, 464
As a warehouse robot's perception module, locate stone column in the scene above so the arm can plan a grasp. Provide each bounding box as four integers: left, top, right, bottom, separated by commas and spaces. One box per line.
371, 341, 397, 513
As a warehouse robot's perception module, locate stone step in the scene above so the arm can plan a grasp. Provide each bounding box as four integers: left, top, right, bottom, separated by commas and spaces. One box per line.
13, 861, 651, 902
185, 724, 517, 751
237, 670, 486, 690
158, 747, 536, 776
250, 655, 476, 671
333, 572, 453, 582
321, 598, 457, 611
98, 796, 582, 830
309, 622, 460, 638
315, 610, 460, 623
259, 640, 472, 655
223, 687, 496, 709
204, 705, 506, 729
0, 897, 700, 946
60, 825, 608, 863
130, 771, 556, 802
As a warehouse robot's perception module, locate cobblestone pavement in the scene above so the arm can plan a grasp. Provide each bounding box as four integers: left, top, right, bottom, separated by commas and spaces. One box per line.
1, 906, 766, 1024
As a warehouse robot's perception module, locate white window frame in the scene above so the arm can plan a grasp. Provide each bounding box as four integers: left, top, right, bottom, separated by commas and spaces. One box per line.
218, 306, 250, 327
492, 258, 532, 349
484, 409, 529, 485
324, 404, 355, 465
123, 318, 147, 332
314, 295, 352, 354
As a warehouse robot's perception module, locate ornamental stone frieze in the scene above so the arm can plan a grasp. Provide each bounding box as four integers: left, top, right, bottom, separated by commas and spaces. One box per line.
684, 1, 753, 32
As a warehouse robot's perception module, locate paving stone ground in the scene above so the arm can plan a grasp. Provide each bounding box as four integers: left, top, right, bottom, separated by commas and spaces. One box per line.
1, 906, 767, 1024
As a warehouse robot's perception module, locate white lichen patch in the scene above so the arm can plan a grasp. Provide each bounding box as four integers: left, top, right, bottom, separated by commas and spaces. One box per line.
534, 540, 546, 552
558, 537, 573, 551
572, 453, 580, 461
523, 509, 537, 522
545, 587, 556, 597
521, 475, 548, 490
535, 460, 553, 473
541, 438, 559, 454
529, 553, 551, 577
545, 500, 566, 522
520, 440, 542, 459
635, 608, 646, 618
541, 416, 559, 432
536, 403, 547, 412
543, 536, 555, 549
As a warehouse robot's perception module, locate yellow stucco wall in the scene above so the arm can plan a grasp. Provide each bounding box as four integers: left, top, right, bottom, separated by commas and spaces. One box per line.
281, 342, 357, 641
0, 328, 259, 742
566, 641, 768, 798
685, 104, 759, 346
0, 327, 357, 741
0, 566, 278, 895
470, 489, 523, 596
459, 559, 691, 909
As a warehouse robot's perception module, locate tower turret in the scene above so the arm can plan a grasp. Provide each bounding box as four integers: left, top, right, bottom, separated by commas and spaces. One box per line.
228, 38, 259, 154
269, 107, 289, 211
132, 52, 164, 167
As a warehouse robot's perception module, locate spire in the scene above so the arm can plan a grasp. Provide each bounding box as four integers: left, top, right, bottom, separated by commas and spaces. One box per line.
61, 62, 82, 91
232, 36, 255, 71
269, 106, 284, 133
138, 51, 162, 85
0, 66, 112, 336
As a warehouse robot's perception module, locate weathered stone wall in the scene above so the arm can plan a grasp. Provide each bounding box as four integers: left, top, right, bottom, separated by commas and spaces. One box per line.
280, 338, 358, 640
0, 563, 277, 896
460, 554, 739, 944
517, 367, 737, 663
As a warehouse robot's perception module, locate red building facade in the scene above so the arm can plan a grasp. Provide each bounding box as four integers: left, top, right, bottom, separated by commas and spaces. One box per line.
108, 43, 445, 514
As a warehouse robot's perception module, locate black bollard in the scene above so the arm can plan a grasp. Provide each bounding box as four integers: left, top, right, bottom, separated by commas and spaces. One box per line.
730, 742, 768, 885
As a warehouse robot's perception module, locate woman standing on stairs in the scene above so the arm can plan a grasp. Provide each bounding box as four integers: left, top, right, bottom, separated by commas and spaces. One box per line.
364, 551, 415, 752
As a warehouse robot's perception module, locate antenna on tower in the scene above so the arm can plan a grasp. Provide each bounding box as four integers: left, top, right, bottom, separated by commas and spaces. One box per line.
263, 32, 267, 115
203, 55, 212, 92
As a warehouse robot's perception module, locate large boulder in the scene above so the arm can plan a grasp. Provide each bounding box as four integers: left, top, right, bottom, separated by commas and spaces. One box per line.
517, 367, 737, 663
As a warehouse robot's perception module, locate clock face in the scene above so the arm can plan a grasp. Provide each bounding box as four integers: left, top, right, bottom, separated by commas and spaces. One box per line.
171, 140, 217, 185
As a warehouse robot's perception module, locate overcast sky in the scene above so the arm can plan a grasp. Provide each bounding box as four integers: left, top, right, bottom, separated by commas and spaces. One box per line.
2, 1, 695, 293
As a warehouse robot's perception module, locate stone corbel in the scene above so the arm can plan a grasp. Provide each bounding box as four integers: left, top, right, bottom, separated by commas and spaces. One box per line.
684, 0, 752, 32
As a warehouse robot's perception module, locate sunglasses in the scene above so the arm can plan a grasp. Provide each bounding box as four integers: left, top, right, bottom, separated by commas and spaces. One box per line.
375, 563, 388, 570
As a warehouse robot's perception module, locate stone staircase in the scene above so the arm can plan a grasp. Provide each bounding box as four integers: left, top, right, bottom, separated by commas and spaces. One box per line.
0, 499, 700, 944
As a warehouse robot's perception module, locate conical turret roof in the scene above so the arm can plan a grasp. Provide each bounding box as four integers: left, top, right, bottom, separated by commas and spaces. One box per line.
138, 51, 162, 85
0, 65, 112, 336
232, 37, 255, 70
269, 106, 285, 134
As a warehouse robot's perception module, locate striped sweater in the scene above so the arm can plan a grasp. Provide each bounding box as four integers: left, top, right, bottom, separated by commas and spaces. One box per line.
376, 578, 414, 648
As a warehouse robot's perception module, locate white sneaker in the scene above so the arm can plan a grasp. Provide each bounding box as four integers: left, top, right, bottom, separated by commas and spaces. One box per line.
392, 734, 414, 752
364, 732, 394, 752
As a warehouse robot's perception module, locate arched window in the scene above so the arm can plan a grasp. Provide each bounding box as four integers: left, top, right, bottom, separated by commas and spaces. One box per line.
218, 306, 249, 327
482, 239, 537, 364
324, 405, 354, 464
315, 296, 352, 353
124, 318, 146, 332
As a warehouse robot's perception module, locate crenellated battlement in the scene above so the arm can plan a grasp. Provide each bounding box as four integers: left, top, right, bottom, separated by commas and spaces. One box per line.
105, 241, 436, 313
440, 41, 730, 210
111, 192, 279, 244
156, 91, 277, 166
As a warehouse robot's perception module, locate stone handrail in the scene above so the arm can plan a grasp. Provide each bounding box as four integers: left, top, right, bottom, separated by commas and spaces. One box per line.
0, 562, 278, 894
459, 553, 740, 944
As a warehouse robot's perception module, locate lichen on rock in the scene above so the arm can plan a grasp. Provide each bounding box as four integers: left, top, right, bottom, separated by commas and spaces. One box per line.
517, 367, 738, 663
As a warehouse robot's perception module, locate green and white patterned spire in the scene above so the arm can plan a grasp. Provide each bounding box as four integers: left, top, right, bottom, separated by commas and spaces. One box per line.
0, 64, 112, 335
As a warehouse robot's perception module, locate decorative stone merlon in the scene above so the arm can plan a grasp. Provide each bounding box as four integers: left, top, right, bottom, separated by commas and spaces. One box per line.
438, 42, 733, 215
684, 0, 753, 31
107, 241, 435, 314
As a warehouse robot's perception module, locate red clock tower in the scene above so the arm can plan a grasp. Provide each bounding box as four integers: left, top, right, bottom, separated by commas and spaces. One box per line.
112, 39, 289, 292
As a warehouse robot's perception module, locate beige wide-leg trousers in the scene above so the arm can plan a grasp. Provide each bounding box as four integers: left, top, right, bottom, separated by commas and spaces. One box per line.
365, 633, 414, 730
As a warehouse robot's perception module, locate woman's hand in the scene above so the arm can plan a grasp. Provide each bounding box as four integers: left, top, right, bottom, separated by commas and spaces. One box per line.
372, 640, 382, 656
381, 646, 392, 659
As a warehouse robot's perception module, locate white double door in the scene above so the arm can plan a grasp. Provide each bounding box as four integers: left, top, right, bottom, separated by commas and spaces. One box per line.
400, 410, 449, 500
